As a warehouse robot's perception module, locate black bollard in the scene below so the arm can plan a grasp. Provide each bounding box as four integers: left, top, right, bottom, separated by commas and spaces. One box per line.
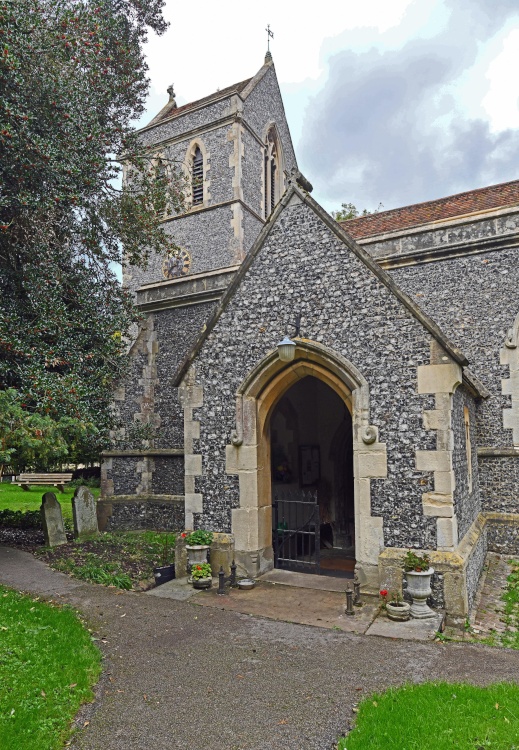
345, 587, 354, 616
230, 559, 237, 587
353, 577, 362, 606
217, 566, 226, 595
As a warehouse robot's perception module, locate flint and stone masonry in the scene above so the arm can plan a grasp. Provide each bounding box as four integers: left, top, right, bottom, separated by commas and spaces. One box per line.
101, 56, 519, 625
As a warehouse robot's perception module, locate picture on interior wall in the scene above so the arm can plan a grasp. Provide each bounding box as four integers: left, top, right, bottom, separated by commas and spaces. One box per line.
300, 445, 320, 486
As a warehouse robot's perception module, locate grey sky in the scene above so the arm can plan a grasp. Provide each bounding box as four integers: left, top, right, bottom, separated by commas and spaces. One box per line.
298, 0, 519, 210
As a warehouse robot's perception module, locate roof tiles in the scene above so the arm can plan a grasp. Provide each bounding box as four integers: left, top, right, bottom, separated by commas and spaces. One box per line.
148, 78, 252, 126
340, 180, 519, 239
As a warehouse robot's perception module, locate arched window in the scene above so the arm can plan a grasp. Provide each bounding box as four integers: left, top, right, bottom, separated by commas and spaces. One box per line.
192, 146, 203, 206
264, 128, 282, 219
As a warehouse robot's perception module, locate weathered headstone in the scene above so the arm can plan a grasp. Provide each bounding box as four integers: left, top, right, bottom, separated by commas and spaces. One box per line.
41, 492, 67, 547
72, 485, 99, 540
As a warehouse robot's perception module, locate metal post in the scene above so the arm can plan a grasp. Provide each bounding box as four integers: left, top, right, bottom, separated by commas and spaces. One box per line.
353, 576, 362, 606
345, 587, 354, 616
217, 566, 226, 595
230, 559, 237, 587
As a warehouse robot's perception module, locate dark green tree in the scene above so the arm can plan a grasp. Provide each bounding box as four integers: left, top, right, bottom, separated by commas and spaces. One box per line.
0, 0, 183, 465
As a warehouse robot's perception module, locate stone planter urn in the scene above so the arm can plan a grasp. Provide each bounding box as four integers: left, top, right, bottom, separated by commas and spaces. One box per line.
185, 544, 210, 568
406, 567, 436, 619
386, 601, 411, 621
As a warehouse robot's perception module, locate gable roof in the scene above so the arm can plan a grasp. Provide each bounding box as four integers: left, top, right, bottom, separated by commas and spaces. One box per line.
173, 182, 487, 389
341, 179, 519, 240
146, 78, 252, 128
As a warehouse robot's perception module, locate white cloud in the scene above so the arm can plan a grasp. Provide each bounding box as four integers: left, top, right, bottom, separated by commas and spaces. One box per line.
139, 0, 519, 211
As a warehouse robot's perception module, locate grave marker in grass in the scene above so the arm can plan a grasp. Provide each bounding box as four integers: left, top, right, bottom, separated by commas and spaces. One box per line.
40, 492, 67, 547
72, 486, 99, 541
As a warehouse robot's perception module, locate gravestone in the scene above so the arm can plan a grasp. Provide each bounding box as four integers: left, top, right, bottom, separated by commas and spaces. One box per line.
41, 492, 67, 547
72, 486, 99, 540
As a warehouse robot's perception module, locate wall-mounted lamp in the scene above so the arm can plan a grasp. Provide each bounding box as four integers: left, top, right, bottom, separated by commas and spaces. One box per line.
277, 313, 301, 362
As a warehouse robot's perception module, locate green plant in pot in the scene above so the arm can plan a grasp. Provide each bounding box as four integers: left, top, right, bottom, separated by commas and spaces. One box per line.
182, 529, 214, 570
191, 561, 213, 589
153, 534, 176, 587
403, 549, 435, 619
183, 530, 213, 546
403, 550, 431, 572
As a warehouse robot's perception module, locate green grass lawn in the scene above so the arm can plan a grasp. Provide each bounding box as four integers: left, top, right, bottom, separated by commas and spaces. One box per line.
0, 586, 101, 750
338, 682, 519, 749
0, 482, 100, 521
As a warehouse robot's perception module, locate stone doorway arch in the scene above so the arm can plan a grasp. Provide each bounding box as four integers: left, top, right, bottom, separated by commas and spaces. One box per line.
225, 340, 387, 591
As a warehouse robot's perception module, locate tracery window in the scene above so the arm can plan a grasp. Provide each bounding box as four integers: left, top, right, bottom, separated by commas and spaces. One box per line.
192, 146, 204, 206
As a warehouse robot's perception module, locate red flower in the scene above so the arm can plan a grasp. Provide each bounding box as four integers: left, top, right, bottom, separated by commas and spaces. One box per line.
379, 589, 388, 597
196, 565, 201, 570
181, 532, 186, 538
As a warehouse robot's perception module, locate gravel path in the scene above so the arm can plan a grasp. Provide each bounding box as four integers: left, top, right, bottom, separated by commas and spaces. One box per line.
2, 545, 519, 750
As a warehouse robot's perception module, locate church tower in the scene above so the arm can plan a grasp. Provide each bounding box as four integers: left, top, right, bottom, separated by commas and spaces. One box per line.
124, 54, 297, 292
100, 56, 298, 527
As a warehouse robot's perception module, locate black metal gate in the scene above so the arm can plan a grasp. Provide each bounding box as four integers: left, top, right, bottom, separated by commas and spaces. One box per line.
273, 488, 320, 573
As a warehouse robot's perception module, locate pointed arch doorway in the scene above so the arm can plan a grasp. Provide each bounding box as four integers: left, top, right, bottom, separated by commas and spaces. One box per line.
228, 340, 386, 591
270, 375, 355, 576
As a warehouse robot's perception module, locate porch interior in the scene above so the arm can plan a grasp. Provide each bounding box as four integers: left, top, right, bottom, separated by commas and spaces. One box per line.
270, 375, 355, 577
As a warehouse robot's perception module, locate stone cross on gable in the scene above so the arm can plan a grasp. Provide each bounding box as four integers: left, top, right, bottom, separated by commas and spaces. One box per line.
167, 84, 177, 109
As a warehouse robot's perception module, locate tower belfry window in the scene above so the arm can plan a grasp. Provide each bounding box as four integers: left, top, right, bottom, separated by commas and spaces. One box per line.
192, 146, 203, 205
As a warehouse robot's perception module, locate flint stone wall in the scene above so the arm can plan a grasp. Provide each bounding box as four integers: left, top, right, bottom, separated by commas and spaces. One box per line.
479, 455, 519, 514
151, 456, 184, 495
241, 127, 264, 216
106, 300, 214, 498
153, 304, 215, 448
125, 207, 238, 293
487, 516, 519, 555
105, 456, 140, 496
389, 245, 519, 519
98, 496, 184, 532
243, 65, 297, 173
191, 198, 443, 546
389, 248, 519, 448
138, 95, 236, 149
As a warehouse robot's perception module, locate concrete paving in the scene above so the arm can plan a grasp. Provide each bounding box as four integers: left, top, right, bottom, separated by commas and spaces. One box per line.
2, 545, 519, 750
366, 612, 444, 641
150, 571, 442, 640
193, 578, 378, 634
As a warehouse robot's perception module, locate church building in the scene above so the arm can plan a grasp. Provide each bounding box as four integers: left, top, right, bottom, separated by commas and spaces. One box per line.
99, 54, 519, 626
